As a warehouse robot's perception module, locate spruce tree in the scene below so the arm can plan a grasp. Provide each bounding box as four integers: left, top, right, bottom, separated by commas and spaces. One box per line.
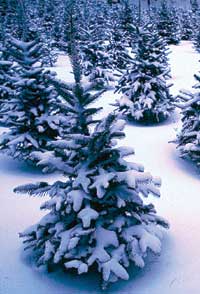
14, 29, 168, 289
0, 42, 16, 114
0, 58, 13, 102
60, 0, 84, 53
194, 25, 200, 53
176, 73, 200, 167
37, 0, 46, 18
120, 0, 135, 46
0, 36, 66, 163
3, 0, 19, 37
2, 0, 30, 40
191, 0, 199, 14
180, 10, 194, 41
15, 99, 169, 289
81, 25, 115, 89
0, 0, 7, 44
38, 0, 58, 66
156, 1, 181, 45
40, 34, 58, 67
16, 112, 168, 289
29, 2, 106, 170
106, 18, 133, 72
115, 26, 174, 123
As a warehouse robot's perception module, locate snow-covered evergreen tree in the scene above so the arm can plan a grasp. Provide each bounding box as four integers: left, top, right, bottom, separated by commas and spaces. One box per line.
107, 19, 133, 72
0, 37, 66, 163
0, 58, 13, 102
0, 0, 7, 44
59, 0, 85, 53
29, 7, 106, 169
175, 73, 200, 167
2, 0, 19, 38
194, 25, 200, 53
191, 0, 199, 14
37, 1, 59, 66
156, 1, 181, 45
40, 34, 58, 67
81, 26, 115, 89
0, 42, 16, 112
2, 0, 30, 41
115, 26, 174, 122
14, 33, 168, 289
118, 0, 135, 47
180, 10, 194, 41
15, 111, 168, 289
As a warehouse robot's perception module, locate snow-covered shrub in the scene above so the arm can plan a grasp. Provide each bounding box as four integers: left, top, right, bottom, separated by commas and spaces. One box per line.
115, 26, 174, 123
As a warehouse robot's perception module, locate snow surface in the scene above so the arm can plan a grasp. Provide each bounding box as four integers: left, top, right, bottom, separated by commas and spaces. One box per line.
1, 41, 200, 294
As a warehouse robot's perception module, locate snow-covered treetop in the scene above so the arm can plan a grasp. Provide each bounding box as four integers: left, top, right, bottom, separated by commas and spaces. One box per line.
30, 73, 106, 173
8, 36, 42, 68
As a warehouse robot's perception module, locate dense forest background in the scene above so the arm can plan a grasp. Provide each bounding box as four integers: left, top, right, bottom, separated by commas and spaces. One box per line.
137, 0, 200, 7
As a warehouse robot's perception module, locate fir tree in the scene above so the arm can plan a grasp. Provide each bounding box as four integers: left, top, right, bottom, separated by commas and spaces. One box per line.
120, 0, 135, 46
0, 36, 66, 163
175, 73, 200, 167
191, 0, 199, 14
0, 58, 13, 102
3, 0, 19, 37
81, 26, 115, 89
194, 25, 200, 53
2, 0, 29, 40
115, 26, 174, 123
180, 10, 194, 41
60, 0, 84, 53
15, 100, 168, 289
107, 18, 133, 72
40, 34, 58, 67
0, 41, 16, 108
14, 29, 168, 289
37, 0, 46, 18
38, 0, 59, 66
16, 113, 168, 289
0, 0, 7, 44
52, 2, 64, 48
29, 5, 105, 170
156, 1, 181, 45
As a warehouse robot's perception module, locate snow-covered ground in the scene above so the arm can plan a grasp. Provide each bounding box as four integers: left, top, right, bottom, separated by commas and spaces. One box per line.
1, 41, 200, 294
